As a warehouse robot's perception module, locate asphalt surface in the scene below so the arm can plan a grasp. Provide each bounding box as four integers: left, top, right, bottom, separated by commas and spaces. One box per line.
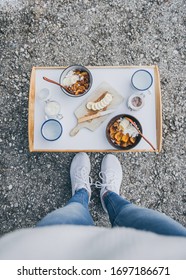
0, 0, 185, 236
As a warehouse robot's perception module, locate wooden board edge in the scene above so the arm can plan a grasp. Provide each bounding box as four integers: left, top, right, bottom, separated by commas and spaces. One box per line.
28, 67, 36, 152
30, 149, 157, 153
154, 65, 162, 152
34, 65, 156, 70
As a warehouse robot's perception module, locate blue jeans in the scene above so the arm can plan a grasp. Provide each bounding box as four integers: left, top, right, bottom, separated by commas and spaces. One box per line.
37, 189, 186, 236
37, 189, 94, 226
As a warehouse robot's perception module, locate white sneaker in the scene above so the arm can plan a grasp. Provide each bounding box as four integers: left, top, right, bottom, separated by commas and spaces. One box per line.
96, 154, 123, 213
70, 152, 92, 201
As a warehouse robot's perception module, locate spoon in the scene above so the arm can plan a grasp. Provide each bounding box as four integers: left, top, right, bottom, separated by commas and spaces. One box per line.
43, 76, 66, 90
125, 117, 156, 151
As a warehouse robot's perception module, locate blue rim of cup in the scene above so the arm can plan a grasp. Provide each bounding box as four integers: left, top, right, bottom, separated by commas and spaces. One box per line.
41, 119, 63, 141
131, 69, 153, 91
59, 65, 93, 97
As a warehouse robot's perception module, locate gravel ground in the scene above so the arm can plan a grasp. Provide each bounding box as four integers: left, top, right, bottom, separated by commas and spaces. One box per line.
0, 0, 185, 236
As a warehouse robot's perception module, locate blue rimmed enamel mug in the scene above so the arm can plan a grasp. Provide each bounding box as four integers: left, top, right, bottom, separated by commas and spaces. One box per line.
131, 69, 153, 91
41, 119, 63, 141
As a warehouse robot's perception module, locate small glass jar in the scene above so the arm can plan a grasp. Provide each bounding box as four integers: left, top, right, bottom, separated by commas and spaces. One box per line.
127, 93, 145, 111
44, 100, 63, 120
37, 88, 63, 120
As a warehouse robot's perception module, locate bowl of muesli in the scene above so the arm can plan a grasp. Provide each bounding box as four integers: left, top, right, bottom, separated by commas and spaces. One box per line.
59, 65, 93, 97
106, 114, 142, 150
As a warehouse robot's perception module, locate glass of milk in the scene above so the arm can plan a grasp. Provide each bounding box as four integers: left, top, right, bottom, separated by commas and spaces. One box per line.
44, 100, 63, 120
37, 88, 63, 119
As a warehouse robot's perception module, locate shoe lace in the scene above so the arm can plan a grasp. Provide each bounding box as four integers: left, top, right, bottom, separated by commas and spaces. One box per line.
94, 170, 117, 190
74, 167, 93, 188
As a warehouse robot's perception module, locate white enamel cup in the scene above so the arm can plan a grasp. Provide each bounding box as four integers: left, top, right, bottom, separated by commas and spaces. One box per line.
41, 119, 63, 141
131, 69, 153, 92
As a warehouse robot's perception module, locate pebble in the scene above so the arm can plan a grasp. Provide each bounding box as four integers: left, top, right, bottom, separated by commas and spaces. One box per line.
173, 50, 179, 55
8, 185, 13, 190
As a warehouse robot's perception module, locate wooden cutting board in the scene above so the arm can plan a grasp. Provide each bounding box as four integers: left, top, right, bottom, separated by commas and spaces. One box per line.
70, 82, 124, 136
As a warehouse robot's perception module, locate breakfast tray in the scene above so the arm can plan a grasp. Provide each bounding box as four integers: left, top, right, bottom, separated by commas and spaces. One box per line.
28, 66, 162, 152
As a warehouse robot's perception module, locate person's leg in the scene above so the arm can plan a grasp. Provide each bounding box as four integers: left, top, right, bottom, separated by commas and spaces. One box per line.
37, 188, 94, 226
37, 153, 94, 227
99, 154, 186, 237
103, 191, 186, 236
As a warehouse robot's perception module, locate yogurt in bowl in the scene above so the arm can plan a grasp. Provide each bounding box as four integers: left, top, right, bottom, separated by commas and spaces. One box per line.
59, 65, 93, 97
106, 114, 142, 150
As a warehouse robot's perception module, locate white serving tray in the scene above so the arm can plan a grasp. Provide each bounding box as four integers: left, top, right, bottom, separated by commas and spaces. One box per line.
28, 66, 162, 152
